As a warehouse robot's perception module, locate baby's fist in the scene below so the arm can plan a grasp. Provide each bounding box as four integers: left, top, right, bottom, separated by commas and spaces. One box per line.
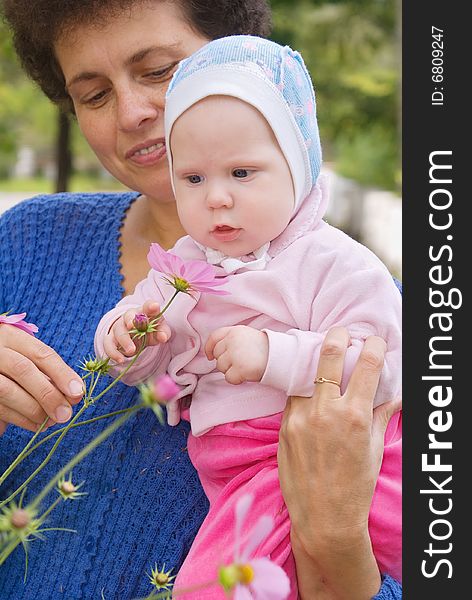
205, 326, 269, 385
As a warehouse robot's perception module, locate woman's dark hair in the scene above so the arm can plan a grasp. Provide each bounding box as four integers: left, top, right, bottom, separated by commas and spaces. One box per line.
1, 0, 272, 111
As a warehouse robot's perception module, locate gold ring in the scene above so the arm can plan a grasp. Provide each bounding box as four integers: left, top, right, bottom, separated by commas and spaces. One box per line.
314, 376, 340, 386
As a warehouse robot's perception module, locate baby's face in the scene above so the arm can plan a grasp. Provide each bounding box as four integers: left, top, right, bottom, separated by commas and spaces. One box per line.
170, 96, 295, 257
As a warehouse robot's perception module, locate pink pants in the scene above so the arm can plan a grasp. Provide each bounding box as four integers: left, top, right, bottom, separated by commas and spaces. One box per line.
174, 411, 402, 598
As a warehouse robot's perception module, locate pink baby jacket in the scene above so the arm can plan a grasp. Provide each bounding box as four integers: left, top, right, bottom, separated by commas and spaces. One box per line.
95, 178, 402, 436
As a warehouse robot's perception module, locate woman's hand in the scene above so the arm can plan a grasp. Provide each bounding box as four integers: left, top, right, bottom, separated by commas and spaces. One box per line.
278, 327, 402, 599
0, 324, 85, 434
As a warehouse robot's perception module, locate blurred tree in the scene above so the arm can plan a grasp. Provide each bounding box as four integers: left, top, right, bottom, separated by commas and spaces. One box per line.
271, 0, 400, 191
0, 19, 74, 190
56, 111, 73, 193
1, 1, 400, 192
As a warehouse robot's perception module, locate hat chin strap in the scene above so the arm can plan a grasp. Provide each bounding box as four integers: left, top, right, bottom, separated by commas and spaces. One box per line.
194, 241, 271, 274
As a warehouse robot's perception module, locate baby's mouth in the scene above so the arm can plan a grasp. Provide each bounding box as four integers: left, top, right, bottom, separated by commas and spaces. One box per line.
211, 226, 242, 242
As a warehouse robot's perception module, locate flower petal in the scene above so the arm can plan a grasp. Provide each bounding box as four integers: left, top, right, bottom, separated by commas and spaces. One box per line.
0, 312, 27, 324
147, 243, 184, 276
234, 494, 254, 560
11, 321, 39, 335
0, 313, 38, 335
192, 285, 230, 296
234, 585, 254, 600
147, 245, 229, 295
249, 558, 291, 600
241, 515, 274, 562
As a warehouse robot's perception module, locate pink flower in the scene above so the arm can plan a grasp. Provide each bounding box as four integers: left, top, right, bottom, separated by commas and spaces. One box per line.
0, 312, 38, 336
139, 375, 180, 424
218, 494, 291, 599
147, 243, 229, 296
132, 313, 149, 332
152, 374, 180, 403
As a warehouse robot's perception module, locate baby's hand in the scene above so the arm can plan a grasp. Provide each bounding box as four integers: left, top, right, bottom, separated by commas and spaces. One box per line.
103, 300, 171, 364
205, 325, 269, 385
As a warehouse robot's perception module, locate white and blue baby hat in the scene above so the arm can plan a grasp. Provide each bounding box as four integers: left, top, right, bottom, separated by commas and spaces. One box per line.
165, 34, 322, 214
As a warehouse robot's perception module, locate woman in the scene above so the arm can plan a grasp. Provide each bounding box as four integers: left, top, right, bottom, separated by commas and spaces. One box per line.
0, 1, 401, 598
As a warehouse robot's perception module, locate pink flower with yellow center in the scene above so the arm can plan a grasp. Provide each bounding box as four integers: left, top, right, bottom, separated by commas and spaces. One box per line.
147, 243, 229, 296
0, 312, 38, 336
218, 494, 291, 599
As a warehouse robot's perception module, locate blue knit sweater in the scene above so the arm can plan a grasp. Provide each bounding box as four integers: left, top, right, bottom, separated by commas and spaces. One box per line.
0, 193, 401, 599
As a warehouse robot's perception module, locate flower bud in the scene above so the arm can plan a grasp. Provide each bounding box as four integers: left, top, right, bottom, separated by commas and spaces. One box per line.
10, 509, 30, 529
218, 564, 240, 592
153, 375, 179, 403
60, 481, 77, 495
133, 313, 149, 332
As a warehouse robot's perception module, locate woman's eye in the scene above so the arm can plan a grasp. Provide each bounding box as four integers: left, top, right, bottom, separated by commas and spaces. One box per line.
233, 169, 250, 178
187, 174, 203, 184
146, 62, 179, 81
83, 90, 108, 106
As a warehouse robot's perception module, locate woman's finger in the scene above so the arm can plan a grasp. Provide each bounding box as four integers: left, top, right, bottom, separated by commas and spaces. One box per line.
372, 397, 402, 448
0, 325, 84, 402
345, 335, 386, 409
314, 327, 350, 400
0, 403, 42, 432
0, 347, 74, 423
0, 373, 48, 424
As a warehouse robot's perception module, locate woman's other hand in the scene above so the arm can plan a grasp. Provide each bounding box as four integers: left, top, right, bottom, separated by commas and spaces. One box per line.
278, 326, 402, 599
0, 325, 84, 434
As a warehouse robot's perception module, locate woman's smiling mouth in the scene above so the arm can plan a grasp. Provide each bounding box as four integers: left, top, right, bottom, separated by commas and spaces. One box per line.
126, 140, 166, 165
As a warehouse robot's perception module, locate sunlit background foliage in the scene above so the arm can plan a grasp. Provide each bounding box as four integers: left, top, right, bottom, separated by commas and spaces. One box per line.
0, 0, 400, 192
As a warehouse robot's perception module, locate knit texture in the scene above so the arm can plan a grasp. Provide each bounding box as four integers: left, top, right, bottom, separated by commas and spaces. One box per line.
0, 193, 208, 599
373, 574, 402, 599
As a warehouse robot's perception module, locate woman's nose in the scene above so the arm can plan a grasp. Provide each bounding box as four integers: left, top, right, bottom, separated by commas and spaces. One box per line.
116, 86, 161, 132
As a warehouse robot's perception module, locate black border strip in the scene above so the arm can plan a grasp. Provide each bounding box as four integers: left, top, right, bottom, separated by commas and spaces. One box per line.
403, 2, 466, 596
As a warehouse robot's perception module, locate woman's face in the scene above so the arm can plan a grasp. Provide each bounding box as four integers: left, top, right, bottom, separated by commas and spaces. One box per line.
54, 1, 209, 203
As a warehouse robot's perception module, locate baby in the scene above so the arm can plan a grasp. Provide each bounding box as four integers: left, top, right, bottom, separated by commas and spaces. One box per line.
95, 35, 402, 598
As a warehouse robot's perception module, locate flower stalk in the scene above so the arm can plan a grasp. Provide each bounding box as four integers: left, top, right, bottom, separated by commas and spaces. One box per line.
0, 256, 225, 581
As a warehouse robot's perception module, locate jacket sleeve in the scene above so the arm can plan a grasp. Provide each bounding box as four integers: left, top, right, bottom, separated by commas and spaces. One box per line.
260, 265, 402, 407
94, 268, 172, 386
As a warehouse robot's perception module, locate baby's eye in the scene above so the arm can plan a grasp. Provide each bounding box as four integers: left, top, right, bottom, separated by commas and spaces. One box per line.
186, 174, 203, 184
232, 169, 251, 179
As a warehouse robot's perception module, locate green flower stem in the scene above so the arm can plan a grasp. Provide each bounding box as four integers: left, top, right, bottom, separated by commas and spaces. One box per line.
0, 536, 22, 566
37, 495, 62, 521
156, 289, 179, 320
0, 348, 144, 505
14, 405, 146, 465
0, 416, 49, 487
30, 406, 141, 511
0, 496, 62, 566
85, 345, 144, 406
0, 402, 89, 508
136, 579, 218, 599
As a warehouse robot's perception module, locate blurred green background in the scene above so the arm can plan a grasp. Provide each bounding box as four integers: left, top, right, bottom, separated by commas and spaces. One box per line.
0, 0, 401, 193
